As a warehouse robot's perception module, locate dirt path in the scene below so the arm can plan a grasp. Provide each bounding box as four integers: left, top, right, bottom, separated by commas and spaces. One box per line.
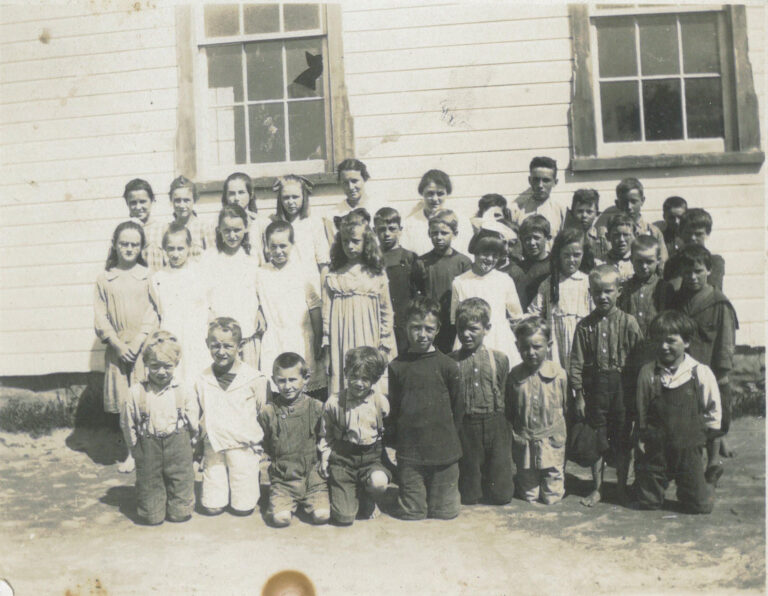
0, 418, 764, 595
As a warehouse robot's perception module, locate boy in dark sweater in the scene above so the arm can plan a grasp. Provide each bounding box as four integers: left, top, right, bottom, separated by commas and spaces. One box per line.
387, 297, 464, 520
450, 297, 512, 505
506, 214, 552, 310
375, 207, 418, 355
654, 196, 687, 260
671, 244, 738, 474
411, 209, 472, 353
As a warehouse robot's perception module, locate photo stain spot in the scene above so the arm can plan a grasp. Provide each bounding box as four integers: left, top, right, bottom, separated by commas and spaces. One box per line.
262, 570, 314, 596
38, 28, 51, 44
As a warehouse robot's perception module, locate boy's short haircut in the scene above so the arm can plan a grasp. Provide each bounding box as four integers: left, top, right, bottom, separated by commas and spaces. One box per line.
607, 213, 636, 234
272, 351, 310, 377
162, 223, 192, 248
616, 177, 644, 198
265, 219, 294, 244
143, 330, 182, 365
374, 206, 401, 227
207, 317, 243, 343
477, 193, 507, 215
123, 178, 155, 202
648, 310, 697, 342
344, 346, 387, 383
169, 175, 199, 202
468, 229, 506, 257
589, 264, 620, 288
571, 188, 600, 211
519, 214, 551, 239
678, 243, 713, 271
680, 208, 713, 234
529, 156, 558, 178
405, 296, 441, 325
418, 169, 452, 195
631, 234, 660, 257
663, 196, 688, 212
455, 297, 491, 328
513, 315, 551, 342
428, 209, 459, 235
337, 158, 370, 181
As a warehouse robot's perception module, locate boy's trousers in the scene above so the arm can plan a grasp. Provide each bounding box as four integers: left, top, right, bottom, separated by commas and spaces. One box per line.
328, 440, 391, 524
458, 412, 513, 504
635, 445, 713, 514
398, 461, 460, 520
515, 465, 565, 504
268, 452, 329, 517
134, 429, 194, 524
202, 440, 261, 512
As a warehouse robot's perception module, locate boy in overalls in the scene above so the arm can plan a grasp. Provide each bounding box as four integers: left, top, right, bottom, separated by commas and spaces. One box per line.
259, 352, 330, 527
635, 311, 721, 513
121, 331, 198, 525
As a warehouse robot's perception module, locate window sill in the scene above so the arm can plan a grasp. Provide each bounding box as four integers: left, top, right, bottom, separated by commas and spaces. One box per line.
570, 151, 765, 172
197, 172, 339, 194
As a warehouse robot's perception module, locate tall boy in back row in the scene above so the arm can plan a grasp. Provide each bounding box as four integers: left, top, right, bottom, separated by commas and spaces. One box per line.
671, 244, 737, 477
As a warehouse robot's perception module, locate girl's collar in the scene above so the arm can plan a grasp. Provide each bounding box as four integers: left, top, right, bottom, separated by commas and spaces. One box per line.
105, 264, 148, 281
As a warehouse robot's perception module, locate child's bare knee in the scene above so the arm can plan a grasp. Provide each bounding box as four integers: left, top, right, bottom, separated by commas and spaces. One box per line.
312, 508, 330, 524
367, 471, 388, 493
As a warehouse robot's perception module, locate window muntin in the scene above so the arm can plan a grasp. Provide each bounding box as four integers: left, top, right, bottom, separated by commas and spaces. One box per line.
590, 9, 731, 157
196, 4, 331, 178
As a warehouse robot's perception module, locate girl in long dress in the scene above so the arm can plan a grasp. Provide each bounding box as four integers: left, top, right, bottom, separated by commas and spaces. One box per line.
322, 212, 396, 396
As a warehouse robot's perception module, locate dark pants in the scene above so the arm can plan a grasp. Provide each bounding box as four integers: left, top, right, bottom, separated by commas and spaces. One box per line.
458, 412, 513, 504
328, 441, 391, 524
134, 429, 194, 524
398, 461, 460, 520
635, 444, 713, 514
585, 370, 627, 461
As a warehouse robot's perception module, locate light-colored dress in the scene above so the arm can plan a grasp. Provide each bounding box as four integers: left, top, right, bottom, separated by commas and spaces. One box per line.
528, 271, 593, 371
256, 258, 326, 390
152, 263, 211, 385
322, 195, 382, 248
450, 268, 523, 367
256, 214, 330, 276
94, 265, 159, 413
322, 264, 397, 396
199, 249, 261, 367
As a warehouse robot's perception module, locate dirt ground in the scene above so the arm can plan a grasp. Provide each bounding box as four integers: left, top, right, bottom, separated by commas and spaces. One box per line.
0, 418, 764, 596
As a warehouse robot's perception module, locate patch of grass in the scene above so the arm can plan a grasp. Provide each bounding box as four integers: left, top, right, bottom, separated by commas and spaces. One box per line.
0, 395, 77, 437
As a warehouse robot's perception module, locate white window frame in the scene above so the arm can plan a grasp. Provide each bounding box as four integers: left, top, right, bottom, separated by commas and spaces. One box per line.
589, 5, 732, 158
193, 3, 334, 181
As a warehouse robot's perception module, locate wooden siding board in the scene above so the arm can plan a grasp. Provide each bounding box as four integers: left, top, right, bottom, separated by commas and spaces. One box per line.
1, 284, 93, 311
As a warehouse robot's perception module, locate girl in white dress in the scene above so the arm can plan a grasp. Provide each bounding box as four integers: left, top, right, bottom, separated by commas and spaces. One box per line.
256, 220, 326, 392
199, 204, 264, 368
151, 225, 211, 385
220, 172, 263, 263
527, 227, 593, 371
451, 229, 523, 366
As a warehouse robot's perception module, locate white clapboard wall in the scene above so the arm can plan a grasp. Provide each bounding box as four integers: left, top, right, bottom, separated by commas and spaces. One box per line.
0, 2, 764, 376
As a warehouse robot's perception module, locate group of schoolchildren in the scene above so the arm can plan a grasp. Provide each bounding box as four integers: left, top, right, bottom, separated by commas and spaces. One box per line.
95, 155, 737, 527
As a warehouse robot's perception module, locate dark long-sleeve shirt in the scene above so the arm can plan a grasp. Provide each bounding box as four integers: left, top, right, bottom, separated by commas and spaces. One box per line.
664, 252, 725, 292
569, 307, 643, 394
382, 246, 418, 330
504, 255, 551, 311
618, 273, 675, 337
449, 346, 509, 415
387, 350, 463, 466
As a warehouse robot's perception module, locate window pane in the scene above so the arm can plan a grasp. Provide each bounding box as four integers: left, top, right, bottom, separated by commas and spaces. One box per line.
596, 18, 637, 78
685, 78, 724, 138
249, 103, 286, 163
207, 45, 243, 104
642, 79, 682, 140
600, 81, 641, 142
681, 14, 720, 74
245, 41, 283, 101
204, 4, 239, 37
244, 4, 280, 34
284, 4, 320, 31
208, 106, 246, 165
639, 15, 679, 76
286, 39, 324, 99
288, 100, 326, 161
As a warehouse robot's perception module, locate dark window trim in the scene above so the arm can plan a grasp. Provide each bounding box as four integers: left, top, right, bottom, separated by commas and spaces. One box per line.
174, 4, 354, 187
568, 4, 764, 172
